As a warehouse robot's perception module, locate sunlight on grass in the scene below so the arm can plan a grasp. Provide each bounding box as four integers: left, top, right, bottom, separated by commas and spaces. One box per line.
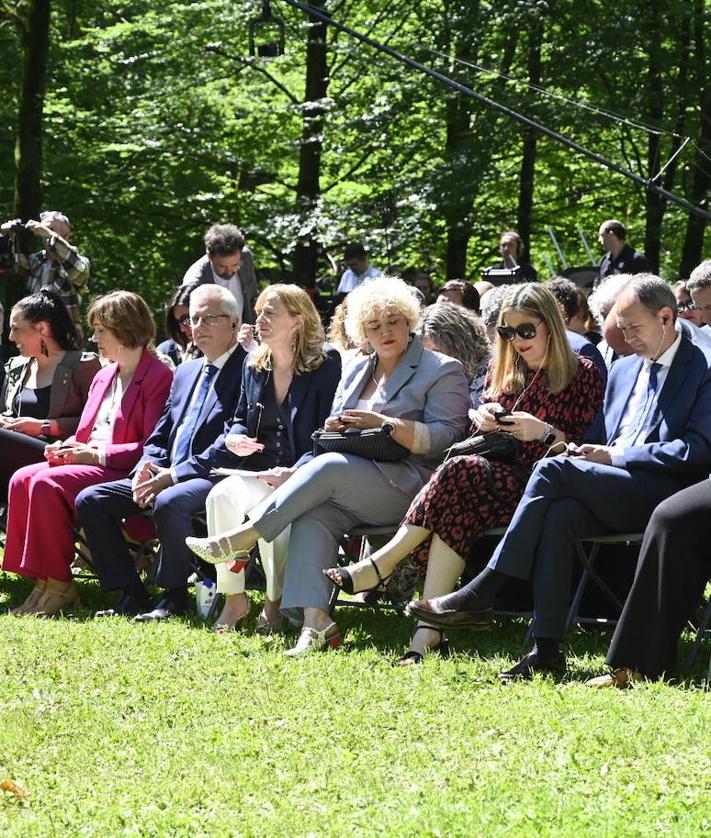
0, 575, 708, 836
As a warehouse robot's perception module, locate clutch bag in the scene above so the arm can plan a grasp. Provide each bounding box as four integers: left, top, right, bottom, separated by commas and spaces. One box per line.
311, 426, 409, 462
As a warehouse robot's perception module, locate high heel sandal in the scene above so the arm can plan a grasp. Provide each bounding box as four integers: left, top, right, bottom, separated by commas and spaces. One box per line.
284, 622, 342, 657
185, 534, 251, 572
211, 596, 251, 634
397, 624, 450, 666
323, 557, 391, 596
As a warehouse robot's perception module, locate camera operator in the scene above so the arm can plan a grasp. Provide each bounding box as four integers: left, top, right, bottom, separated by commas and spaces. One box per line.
0, 211, 90, 329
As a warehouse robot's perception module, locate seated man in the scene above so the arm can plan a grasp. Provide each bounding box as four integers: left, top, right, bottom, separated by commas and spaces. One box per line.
409, 274, 711, 680
76, 284, 246, 620
544, 277, 607, 381
587, 479, 711, 687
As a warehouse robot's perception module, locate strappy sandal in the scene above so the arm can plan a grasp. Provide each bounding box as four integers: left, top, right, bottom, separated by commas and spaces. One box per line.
323, 557, 392, 595
397, 624, 450, 667
211, 596, 251, 634
186, 534, 251, 571
284, 622, 342, 657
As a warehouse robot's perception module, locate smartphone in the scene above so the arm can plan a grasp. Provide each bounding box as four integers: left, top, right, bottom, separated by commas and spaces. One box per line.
494, 407, 513, 426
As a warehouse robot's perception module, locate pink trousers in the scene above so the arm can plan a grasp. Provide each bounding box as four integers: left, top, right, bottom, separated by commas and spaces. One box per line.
3, 461, 127, 582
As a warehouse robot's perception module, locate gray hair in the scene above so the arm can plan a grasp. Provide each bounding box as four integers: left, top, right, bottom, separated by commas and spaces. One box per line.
190, 283, 240, 320
619, 273, 677, 317
40, 210, 71, 236
418, 302, 490, 380
480, 284, 517, 328
588, 273, 635, 326
687, 260, 711, 294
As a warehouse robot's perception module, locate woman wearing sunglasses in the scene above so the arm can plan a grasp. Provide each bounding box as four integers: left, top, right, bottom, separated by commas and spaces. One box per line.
324, 283, 605, 663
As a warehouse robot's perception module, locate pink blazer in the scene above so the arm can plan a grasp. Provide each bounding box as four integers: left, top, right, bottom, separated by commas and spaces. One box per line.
67, 349, 173, 472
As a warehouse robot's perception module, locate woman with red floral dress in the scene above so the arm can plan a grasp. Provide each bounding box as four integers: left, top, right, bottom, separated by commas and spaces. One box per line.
325, 284, 605, 663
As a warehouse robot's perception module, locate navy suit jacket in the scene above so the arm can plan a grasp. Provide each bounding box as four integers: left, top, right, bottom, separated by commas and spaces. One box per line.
212, 356, 342, 470
593, 333, 711, 482
567, 330, 607, 383
140, 346, 247, 481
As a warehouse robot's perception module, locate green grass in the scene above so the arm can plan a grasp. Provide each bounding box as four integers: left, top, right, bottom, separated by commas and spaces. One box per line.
0, 573, 709, 837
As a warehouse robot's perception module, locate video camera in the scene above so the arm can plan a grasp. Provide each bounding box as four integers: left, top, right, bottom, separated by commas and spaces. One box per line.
0, 223, 22, 274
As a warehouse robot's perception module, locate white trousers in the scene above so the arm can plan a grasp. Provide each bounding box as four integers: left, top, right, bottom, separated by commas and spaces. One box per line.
205, 474, 290, 600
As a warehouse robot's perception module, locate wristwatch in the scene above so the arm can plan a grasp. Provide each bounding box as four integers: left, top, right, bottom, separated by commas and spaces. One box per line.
41, 420, 51, 438
540, 423, 556, 446
381, 420, 395, 435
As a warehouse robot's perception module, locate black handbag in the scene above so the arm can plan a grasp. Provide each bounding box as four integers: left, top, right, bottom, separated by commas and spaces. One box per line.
444, 429, 522, 463
311, 426, 410, 462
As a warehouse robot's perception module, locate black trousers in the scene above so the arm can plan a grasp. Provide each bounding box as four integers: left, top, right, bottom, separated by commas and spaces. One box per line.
606, 479, 711, 679
0, 429, 48, 500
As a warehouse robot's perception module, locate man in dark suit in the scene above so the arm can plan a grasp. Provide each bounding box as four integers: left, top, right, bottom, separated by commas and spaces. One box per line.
408, 275, 711, 679
595, 219, 650, 287
586, 478, 711, 687
182, 223, 259, 324
76, 284, 247, 620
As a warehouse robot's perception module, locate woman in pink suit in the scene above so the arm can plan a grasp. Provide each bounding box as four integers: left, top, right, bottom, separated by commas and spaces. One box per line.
3, 291, 173, 616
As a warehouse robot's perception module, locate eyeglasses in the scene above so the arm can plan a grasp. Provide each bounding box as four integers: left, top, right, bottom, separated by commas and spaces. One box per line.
497, 320, 543, 341
189, 314, 231, 327
678, 300, 697, 312
177, 315, 191, 327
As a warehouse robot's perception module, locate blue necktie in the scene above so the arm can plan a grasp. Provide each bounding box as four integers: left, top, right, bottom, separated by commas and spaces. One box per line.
617, 361, 662, 448
172, 363, 218, 465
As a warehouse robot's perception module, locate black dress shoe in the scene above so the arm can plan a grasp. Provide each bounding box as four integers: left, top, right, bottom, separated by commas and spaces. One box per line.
95, 593, 149, 618
497, 650, 567, 682
406, 598, 493, 629
134, 597, 187, 622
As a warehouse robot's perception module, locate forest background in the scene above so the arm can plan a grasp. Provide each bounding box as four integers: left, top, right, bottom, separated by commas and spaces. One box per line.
1, 0, 710, 321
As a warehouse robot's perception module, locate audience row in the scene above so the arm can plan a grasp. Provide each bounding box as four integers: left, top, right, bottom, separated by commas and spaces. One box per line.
1, 268, 710, 687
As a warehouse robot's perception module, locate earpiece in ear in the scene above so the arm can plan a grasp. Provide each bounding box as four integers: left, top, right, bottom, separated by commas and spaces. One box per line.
662, 316, 669, 324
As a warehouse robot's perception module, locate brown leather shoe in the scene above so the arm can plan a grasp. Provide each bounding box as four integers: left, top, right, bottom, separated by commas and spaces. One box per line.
406, 598, 493, 629
586, 667, 644, 688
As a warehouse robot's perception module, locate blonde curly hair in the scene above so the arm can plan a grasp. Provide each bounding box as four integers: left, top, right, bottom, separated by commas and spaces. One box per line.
344, 276, 421, 344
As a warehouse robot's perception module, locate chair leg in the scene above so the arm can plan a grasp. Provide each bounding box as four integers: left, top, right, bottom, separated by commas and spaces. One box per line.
687, 597, 711, 668
563, 543, 597, 636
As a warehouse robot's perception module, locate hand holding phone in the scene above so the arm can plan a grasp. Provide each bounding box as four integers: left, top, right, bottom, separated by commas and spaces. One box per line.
494, 407, 514, 426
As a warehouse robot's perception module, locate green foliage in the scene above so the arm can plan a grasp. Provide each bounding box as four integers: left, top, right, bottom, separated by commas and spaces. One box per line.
0, 0, 709, 320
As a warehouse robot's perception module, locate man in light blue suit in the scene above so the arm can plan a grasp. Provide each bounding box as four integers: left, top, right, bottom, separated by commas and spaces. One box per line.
409, 275, 711, 679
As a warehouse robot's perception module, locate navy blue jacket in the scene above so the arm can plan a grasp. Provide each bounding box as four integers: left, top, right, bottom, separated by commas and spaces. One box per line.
213, 355, 341, 470
140, 347, 247, 480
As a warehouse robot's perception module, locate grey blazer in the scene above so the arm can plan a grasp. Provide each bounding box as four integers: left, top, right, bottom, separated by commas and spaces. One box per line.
330, 334, 469, 497
182, 246, 258, 325
1, 351, 101, 438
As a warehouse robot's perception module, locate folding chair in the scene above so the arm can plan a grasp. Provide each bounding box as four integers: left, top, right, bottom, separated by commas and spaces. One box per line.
686, 597, 711, 685
564, 532, 644, 634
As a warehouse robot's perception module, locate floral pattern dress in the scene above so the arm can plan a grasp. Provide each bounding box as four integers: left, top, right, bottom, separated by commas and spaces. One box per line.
405, 357, 605, 573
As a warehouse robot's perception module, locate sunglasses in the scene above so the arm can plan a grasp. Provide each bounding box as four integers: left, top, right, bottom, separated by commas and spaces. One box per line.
497, 320, 543, 342
678, 300, 697, 312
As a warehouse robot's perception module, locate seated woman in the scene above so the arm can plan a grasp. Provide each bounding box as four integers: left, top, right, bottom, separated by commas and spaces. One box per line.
2, 291, 173, 616
324, 284, 605, 663
156, 283, 202, 367
0, 290, 100, 498
204, 284, 341, 633
187, 276, 470, 655
418, 302, 490, 409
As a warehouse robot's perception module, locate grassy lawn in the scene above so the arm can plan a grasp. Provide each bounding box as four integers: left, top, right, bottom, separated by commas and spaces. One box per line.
0, 573, 709, 837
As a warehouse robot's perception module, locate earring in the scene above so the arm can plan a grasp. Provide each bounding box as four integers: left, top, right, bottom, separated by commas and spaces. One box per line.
40, 338, 49, 357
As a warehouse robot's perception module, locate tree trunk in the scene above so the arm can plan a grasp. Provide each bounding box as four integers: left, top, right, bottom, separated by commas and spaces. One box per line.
679, 0, 710, 278
291, 0, 328, 287
643, 1, 664, 273
516, 19, 543, 259
14, 0, 51, 225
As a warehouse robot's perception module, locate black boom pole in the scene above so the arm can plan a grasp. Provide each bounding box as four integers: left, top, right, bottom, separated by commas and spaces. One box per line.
279, 0, 711, 222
